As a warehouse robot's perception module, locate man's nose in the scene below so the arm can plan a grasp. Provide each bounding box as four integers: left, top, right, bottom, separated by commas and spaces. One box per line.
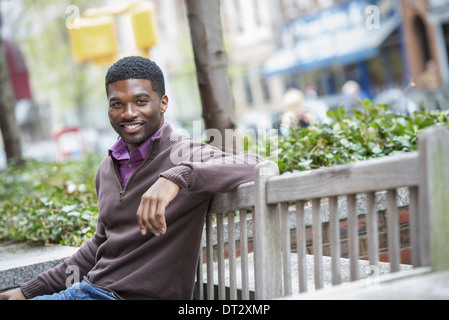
123, 103, 138, 118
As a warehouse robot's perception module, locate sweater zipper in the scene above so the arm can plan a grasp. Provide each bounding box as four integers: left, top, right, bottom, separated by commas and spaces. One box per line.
112, 141, 157, 202
112, 159, 125, 201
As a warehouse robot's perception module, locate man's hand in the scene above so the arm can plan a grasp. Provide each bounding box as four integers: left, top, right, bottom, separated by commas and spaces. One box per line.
0, 288, 27, 300
137, 177, 180, 236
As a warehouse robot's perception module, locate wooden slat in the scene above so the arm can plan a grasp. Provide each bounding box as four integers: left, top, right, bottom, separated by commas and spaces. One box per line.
251, 206, 257, 296
408, 186, 420, 267
296, 201, 307, 293
347, 194, 359, 281
280, 202, 292, 296
266, 152, 419, 204
387, 189, 400, 272
209, 182, 254, 213
205, 214, 214, 300
418, 126, 449, 271
328, 196, 341, 285
239, 209, 249, 300
253, 161, 282, 299
196, 248, 203, 299
216, 214, 226, 299
312, 199, 323, 289
227, 212, 237, 299
366, 192, 379, 268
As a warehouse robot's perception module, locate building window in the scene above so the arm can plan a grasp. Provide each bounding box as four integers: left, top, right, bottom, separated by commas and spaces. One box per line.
261, 75, 271, 103
252, 0, 261, 26
414, 16, 432, 64
243, 73, 253, 106
442, 22, 449, 67
233, 0, 244, 32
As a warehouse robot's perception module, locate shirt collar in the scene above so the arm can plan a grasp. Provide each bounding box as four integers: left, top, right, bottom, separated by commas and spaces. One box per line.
108, 123, 166, 161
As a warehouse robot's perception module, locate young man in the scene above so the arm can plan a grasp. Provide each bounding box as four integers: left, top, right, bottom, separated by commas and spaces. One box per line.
0, 56, 262, 300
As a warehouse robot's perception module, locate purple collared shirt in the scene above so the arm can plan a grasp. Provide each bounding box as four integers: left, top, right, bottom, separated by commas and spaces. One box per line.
108, 123, 165, 187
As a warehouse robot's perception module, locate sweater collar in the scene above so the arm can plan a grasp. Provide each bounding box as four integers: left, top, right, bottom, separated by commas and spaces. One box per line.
108, 123, 168, 161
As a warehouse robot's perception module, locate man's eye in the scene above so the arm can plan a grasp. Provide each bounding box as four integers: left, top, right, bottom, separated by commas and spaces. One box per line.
110, 102, 122, 108
137, 99, 148, 104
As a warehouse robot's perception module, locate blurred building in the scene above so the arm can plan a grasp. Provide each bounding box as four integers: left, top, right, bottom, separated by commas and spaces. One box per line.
108, 0, 449, 124
401, 0, 449, 88
217, 0, 413, 118
147, 0, 441, 124
220, 0, 283, 119
263, 0, 406, 104
218, 0, 449, 118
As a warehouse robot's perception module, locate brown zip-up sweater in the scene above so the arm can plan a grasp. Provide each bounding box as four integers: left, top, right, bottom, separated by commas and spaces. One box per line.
20, 124, 262, 299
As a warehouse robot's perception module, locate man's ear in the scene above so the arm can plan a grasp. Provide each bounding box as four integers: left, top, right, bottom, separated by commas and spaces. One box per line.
160, 95, 169, 114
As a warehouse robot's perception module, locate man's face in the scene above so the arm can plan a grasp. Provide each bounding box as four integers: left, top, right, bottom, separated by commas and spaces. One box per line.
107, 79, 168, 152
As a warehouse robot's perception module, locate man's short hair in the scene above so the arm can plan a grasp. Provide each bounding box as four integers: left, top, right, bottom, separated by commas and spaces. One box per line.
105, 56, 165, 98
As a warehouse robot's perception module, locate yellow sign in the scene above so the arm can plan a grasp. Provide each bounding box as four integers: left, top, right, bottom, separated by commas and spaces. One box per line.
69, 16, 117, 63
131, 3, 158, 49
68, 1, 158, 64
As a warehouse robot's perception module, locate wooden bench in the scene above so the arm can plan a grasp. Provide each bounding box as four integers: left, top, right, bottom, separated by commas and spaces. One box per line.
194, 126, 449, 300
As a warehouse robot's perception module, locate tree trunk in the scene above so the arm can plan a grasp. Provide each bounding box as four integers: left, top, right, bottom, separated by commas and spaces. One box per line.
185, 0, 237, 154
0, 37, 23, 165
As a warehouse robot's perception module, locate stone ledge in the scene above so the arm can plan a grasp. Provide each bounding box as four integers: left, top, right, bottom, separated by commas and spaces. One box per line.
0, 243, 78, 291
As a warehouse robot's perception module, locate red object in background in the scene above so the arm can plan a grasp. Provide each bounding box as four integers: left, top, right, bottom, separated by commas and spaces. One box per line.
4, 39, 32, 100
52, 127, 85, 162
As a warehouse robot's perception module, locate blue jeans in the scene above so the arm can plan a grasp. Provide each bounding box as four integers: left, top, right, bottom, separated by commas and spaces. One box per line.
30, 280, 118, 300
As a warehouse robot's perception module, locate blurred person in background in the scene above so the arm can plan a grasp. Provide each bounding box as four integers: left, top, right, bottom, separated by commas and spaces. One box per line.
418, 60, 441, 91
340, 80, 368, 115
303, 85, 331, 125
280, 88, 317, 135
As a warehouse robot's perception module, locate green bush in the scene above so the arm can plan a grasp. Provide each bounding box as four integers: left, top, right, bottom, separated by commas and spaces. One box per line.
0, 153, 103, 246
277, 99, 449, 174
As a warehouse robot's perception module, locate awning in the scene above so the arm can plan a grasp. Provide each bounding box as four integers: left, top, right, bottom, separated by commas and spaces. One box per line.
262, 47, 299, 77
263, 8, 401, 76
4, 39, 32, 99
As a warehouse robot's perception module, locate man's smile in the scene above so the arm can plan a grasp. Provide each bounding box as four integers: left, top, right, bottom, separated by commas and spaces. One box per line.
120, 122, 144, 134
